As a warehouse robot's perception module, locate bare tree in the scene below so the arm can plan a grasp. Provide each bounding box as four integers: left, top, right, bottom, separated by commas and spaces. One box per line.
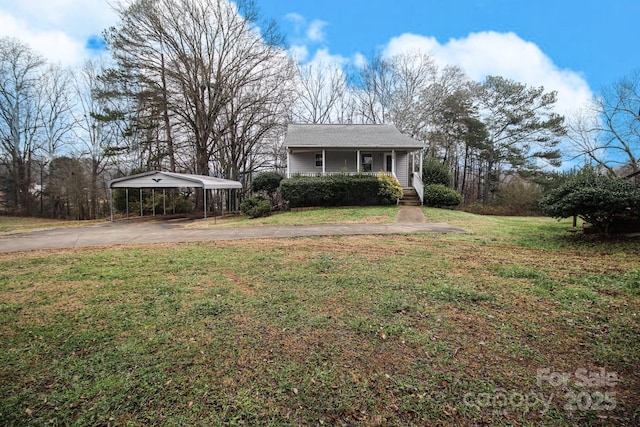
34, 64, 77, 215
40, 65, 76, 160
106, 0, 295, 182
350, 54, 395, 124
591, 70, 640, 180
216, 59, 295, 184
385, 53, 437, 139
565, 105, 603, 164
350, 52, 438, 130
0, 37, 47, 214
73, 59, 124, 219
292, 61, 346, 124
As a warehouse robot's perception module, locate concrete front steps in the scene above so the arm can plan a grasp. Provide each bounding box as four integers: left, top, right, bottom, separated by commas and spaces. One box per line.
399, 187, 422, 206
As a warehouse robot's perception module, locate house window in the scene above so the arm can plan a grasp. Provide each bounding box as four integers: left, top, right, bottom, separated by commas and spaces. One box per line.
361, 153, 373, 172
315, 153, 323, 168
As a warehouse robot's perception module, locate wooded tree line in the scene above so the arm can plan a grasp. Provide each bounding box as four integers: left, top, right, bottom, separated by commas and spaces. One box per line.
0, 0, 637, 218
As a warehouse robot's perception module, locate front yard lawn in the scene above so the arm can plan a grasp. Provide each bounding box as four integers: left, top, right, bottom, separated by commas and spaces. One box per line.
0, 210, 638, 425
185, 205, 399, 228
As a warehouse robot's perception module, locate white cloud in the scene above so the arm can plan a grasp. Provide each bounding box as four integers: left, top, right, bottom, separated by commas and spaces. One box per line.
284, 12, 305, 33
307, 48, 347, 68
306, 20, 327, 43
0, 0, 116, 66
383, 31, 595, 116
283, 13, 330, 65
352, 52, 367, 69
289, 44, 309, 63
0, 11, 84, 65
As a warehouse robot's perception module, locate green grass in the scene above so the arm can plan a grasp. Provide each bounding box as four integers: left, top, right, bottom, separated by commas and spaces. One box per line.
0, 215, 104, 235
1, 209, 639, 426
186, 205, 398, 228
424, 207, 572, 245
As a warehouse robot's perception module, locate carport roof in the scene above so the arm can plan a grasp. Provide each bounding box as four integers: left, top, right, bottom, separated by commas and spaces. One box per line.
109, 171, 243, 190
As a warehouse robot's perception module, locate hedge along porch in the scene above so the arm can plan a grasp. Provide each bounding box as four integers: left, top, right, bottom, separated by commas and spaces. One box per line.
109, 171, 243, 221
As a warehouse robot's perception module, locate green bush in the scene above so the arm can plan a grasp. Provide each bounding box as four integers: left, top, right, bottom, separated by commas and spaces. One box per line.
493, 181, 544, 215
423, 184, 462, 208
539, 166, 640, 234
377, 173, 403, 205
252, 172, 283, 197
173, 195, 195, 213
464, 181, 543, 216
112, 188, 136, 213
280, 175, 380, 208
144, 192, 166, 213
240, 195, 271, 218
422, 157, 451, 186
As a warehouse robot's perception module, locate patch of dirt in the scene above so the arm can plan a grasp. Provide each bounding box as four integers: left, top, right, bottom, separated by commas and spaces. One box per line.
221, 270, 259, 294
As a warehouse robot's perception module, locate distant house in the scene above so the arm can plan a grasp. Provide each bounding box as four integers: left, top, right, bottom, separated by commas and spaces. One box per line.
283, 124, 425, 200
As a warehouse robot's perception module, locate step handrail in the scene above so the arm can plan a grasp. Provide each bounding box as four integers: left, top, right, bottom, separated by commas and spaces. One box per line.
412, 173, 424, 204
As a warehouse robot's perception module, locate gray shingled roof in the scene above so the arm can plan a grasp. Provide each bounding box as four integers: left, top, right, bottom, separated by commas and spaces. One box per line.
284, 124, 425, 149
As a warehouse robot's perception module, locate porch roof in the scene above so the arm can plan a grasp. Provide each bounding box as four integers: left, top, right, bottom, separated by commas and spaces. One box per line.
284, 124, 425, 150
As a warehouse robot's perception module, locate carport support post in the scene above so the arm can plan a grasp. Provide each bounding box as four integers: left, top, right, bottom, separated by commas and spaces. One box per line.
109, 188, 114, 222
163, 189, 166, 215
126, 189, 129, 219
140, 189, 143, 217
203, 187, 207, 219
152, 189, 156, 216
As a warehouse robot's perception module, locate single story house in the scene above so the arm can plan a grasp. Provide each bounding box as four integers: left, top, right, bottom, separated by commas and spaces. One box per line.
284, 123, 425, 199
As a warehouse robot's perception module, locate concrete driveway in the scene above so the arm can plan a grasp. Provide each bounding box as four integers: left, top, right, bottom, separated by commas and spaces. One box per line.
0, 207, 465, 253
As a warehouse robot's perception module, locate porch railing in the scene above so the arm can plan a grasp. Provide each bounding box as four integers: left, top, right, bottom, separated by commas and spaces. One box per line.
288, 171, 395, 178
412, 173, 424, 204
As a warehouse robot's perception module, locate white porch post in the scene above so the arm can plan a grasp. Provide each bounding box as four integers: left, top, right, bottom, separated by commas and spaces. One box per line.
391, 150, 396, 177
322, 149, 326, 175
419, 150, 424, 177
356, 150, 361, 172
286, 149, 290, 178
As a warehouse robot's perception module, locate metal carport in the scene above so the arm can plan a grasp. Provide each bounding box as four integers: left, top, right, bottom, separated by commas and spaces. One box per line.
109, 171, 243, 221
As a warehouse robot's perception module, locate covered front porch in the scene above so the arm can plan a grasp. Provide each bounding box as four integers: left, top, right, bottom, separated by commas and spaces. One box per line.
286, 149, 424, 188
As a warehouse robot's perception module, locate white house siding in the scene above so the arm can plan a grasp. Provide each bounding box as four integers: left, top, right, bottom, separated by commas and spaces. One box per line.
289, 151, 318, 174
395, 152, 409, 187
288, 150, 411, 186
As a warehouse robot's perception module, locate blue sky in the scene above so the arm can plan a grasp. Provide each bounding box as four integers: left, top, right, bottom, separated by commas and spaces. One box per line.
260, 0, 638, 94
0, 0, 637, 115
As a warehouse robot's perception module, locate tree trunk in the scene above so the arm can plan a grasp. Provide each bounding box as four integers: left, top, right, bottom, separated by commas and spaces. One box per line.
160, 53, 176, 172
90, 159, 99, 219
